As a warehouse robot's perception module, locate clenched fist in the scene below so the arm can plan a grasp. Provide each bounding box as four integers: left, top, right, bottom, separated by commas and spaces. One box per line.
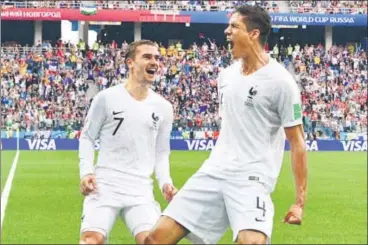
80, 174, 97, 196
162, 183, 178, 202
283, 204, 303, 225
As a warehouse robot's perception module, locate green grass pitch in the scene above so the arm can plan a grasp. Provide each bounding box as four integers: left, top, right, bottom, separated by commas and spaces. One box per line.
1, 151, 367, 244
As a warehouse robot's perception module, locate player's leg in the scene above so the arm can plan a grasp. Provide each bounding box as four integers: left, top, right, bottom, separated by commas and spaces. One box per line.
144, 172, 229, 244
144, 215, 189, 244
79, 192, 120, 244
80, 231, 105, 245
236, 229, 268, 244
134, 232, 149, 245
121, 200, 162, 244
223, 179, 274, 244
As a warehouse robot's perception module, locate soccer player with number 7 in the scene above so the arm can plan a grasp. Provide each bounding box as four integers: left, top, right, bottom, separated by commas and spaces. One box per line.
78, 40, 177, 244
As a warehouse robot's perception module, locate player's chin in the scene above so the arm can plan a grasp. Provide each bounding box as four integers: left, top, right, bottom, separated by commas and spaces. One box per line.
231, 50, 239, 60
145, 78, 155, 84
145, 74, 156, 84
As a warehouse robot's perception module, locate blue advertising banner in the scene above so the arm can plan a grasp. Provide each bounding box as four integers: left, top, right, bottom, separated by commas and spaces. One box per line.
2, 130, 367, 141
180, 11, 367, 26
270, 13, 367, 26
1, 139, 366, 151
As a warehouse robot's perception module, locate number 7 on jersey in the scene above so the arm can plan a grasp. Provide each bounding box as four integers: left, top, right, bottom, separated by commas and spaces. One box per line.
113, 117, 124, 136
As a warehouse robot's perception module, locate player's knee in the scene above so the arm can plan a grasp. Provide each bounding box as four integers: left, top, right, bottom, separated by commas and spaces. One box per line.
237, 236, 266, 245
143, 232, 160, 245
79, 237, 104, 245
144, 216, 188, 244
236, 230, 267, 245
135, 231, 149, 244
80, 232, 105, 244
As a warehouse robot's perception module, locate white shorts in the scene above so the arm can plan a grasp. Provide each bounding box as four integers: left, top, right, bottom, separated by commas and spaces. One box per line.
163, 172, 274, 244
80, 185, 161, 239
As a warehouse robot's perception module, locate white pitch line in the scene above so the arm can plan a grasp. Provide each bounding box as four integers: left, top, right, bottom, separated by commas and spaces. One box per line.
1, 151, 20, 231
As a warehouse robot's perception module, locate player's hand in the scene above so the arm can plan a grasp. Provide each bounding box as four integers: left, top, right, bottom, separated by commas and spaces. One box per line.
162, 183, 178, 202
283, 204, 303, 225
80, 174, 97, 196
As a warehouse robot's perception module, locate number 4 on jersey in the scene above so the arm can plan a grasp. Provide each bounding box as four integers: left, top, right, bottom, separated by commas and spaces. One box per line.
255, 196, 266, 222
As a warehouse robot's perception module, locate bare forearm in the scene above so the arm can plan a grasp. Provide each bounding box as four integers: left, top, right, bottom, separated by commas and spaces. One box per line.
290, 143, 308, 208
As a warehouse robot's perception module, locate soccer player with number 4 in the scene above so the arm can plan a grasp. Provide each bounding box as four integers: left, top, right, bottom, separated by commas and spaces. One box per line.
144, 5, 308, 245
78, 40, 177, 244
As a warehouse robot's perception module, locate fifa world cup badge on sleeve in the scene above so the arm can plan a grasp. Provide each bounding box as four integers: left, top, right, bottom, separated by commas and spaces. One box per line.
293, 103, 302, 120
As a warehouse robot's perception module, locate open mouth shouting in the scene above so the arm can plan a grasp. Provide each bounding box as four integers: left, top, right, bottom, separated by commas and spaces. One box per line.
145, 66, 158, 77
227, 37, 234, 51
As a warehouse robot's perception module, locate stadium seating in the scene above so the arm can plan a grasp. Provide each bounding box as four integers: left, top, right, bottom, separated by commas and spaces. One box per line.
288, 0, 367, 14
1, 40, 367, 140
1, 0, 279, 12
2, 0, 367, 14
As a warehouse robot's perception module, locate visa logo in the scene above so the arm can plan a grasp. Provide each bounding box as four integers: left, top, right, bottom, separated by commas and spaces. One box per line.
305, 140, 318, 151
26, 139, 56, 150
341, 141, 367, 152
185, 140, 216, 151
185, 140, 320, 151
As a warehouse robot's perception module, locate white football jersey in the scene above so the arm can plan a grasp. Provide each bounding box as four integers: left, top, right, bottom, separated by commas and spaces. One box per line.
199, 59, 302, 192
79, 84, 173, 196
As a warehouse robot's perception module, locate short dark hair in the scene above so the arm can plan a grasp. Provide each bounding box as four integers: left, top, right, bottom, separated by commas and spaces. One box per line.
234, 5, 272, 46
125, 40, 158, 61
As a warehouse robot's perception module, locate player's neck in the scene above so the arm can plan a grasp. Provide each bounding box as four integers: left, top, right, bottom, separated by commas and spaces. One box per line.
124, 79, 150, 101
241, 48, 269, 76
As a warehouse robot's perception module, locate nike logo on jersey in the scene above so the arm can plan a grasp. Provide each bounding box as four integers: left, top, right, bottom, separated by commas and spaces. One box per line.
220, 84, 228, 89
255, 218, 266, 222
113, 111, 124, 115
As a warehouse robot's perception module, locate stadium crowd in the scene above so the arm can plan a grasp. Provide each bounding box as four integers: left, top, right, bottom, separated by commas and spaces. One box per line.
2, 0, 367, 14
2, 0, 280, 12
1, 39, 367, 140
288, 0, 367, 14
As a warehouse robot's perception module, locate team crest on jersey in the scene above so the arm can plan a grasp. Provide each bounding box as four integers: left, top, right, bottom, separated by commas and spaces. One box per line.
244, 86, 258, 107
150, 112, 160, 131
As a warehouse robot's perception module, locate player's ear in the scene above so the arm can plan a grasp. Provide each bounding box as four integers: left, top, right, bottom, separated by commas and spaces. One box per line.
249, 29, 260, 42
126, 57, 133, 70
